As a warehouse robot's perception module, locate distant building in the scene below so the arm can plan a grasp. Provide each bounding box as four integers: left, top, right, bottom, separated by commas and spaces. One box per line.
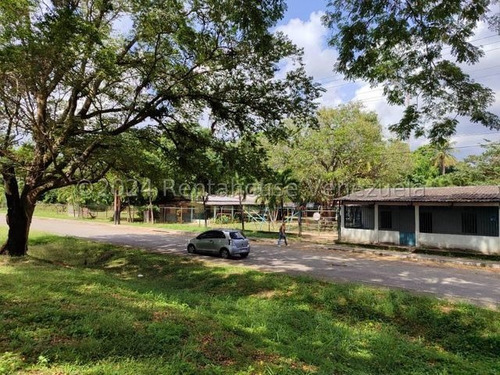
339, 186, 500, 254
199, 195, 261, 221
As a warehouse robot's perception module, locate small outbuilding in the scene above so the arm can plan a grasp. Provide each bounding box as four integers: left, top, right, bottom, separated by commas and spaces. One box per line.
200, 195, 261, 222
339, 186, 500, 254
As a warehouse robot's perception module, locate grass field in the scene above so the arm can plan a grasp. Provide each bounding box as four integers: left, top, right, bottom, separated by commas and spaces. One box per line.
0, 229, 499, 374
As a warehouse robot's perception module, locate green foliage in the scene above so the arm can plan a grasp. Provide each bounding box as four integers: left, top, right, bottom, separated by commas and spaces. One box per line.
408, 145, 441, 186
408, 141, 499, 186
0, 232, 499, 373
214, 214, 233, 225
0, 0, 320, 206
324, 0, 500, 143
435, 141, 500, 186
462, 141, 500, 184
431, 141, 458, 175
258, 168, 299, 206
380, 139, 414, 185
265, 104, 412, 202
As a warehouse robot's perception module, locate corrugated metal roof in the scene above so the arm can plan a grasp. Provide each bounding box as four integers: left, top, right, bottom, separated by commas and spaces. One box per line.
339, 186, 500, 203
199, 194, 260, 206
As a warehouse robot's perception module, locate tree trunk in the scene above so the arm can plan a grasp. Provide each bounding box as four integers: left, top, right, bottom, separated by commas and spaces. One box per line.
148, 194, 154, 224
1, 167, 36, 256
113, 188, 121, 225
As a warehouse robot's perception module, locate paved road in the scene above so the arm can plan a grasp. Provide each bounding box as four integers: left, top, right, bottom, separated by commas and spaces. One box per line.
4, 217, 500, 308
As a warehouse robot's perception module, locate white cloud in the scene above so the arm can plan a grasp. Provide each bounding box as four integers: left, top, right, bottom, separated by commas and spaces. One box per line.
274, 12, 344, 107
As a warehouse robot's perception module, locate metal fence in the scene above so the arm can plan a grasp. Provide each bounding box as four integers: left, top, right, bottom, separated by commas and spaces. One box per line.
14, 203, 338, 236
146, 206, 204, 224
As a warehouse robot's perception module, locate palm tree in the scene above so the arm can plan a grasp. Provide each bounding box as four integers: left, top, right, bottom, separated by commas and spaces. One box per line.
432, 141, 457, 175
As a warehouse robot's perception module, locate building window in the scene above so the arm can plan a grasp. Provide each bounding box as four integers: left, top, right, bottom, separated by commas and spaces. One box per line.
485, 211, 499, 237
345, 206, 362, 228
420, 212, 433, 233
380, 211, 392, 230
461, 212, 477, 234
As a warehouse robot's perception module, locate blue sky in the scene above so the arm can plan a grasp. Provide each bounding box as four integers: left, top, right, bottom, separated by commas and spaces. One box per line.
275, 1, 500, 158
281, 0, 327, 24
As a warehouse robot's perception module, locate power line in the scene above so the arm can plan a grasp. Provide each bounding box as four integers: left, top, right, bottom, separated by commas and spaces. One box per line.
332, 71, 500, 103
379, 141, 500, 156
463, 64, 500, 74
466, 34, 500, 43
312, 34, 500, 84
452, 130, 500, 137
321, 63, 500, 91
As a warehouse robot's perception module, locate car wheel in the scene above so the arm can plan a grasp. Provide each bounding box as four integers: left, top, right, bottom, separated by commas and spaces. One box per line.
187, 244, 196, 254
220, 248, 230, 259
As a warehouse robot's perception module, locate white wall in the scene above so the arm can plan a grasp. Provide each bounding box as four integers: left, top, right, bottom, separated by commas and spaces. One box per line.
341, 228, 499, 254
419, 233, 500, 254
342, 228, 400, 246
342, 228, 377, 244
378, 230, 400, 245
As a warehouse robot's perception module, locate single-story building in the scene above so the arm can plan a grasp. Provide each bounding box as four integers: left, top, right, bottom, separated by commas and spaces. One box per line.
339, 186, 500, 254
198, 195, 261, 221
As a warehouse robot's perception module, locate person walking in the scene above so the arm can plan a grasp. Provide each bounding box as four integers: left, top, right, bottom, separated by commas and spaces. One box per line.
277, 222, 288, 246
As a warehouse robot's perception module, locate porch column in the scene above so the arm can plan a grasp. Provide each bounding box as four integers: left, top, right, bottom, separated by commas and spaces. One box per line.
415, 204, 420, 247
374, 203, 379, 243
339, 205, 345, 242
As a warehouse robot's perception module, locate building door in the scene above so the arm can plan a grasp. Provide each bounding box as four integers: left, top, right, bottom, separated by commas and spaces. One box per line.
398, 206, 416, 246
399, 232, 416, 246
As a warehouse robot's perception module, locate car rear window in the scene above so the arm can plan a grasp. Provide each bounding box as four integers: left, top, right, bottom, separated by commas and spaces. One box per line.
229, 231, 246, 239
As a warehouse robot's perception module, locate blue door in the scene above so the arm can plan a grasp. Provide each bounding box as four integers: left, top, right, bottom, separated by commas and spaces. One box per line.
399, 232, 416, 246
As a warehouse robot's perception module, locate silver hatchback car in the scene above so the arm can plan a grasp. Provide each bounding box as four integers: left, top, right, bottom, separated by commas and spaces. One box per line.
187, 229, 250, 259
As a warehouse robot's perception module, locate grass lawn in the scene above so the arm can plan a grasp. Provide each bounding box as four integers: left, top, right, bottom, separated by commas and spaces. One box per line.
0, 230, 499, 374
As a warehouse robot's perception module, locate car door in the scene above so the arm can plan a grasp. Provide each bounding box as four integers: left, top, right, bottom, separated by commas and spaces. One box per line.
211, 231, 227, 253
194, 231, 215, 252
204, 231, 225, 253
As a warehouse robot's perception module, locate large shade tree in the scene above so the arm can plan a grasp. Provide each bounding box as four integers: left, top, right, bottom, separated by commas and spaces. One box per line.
0, 0, 320, 255
324, 0, 500, 144
266, 104, 412, 204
